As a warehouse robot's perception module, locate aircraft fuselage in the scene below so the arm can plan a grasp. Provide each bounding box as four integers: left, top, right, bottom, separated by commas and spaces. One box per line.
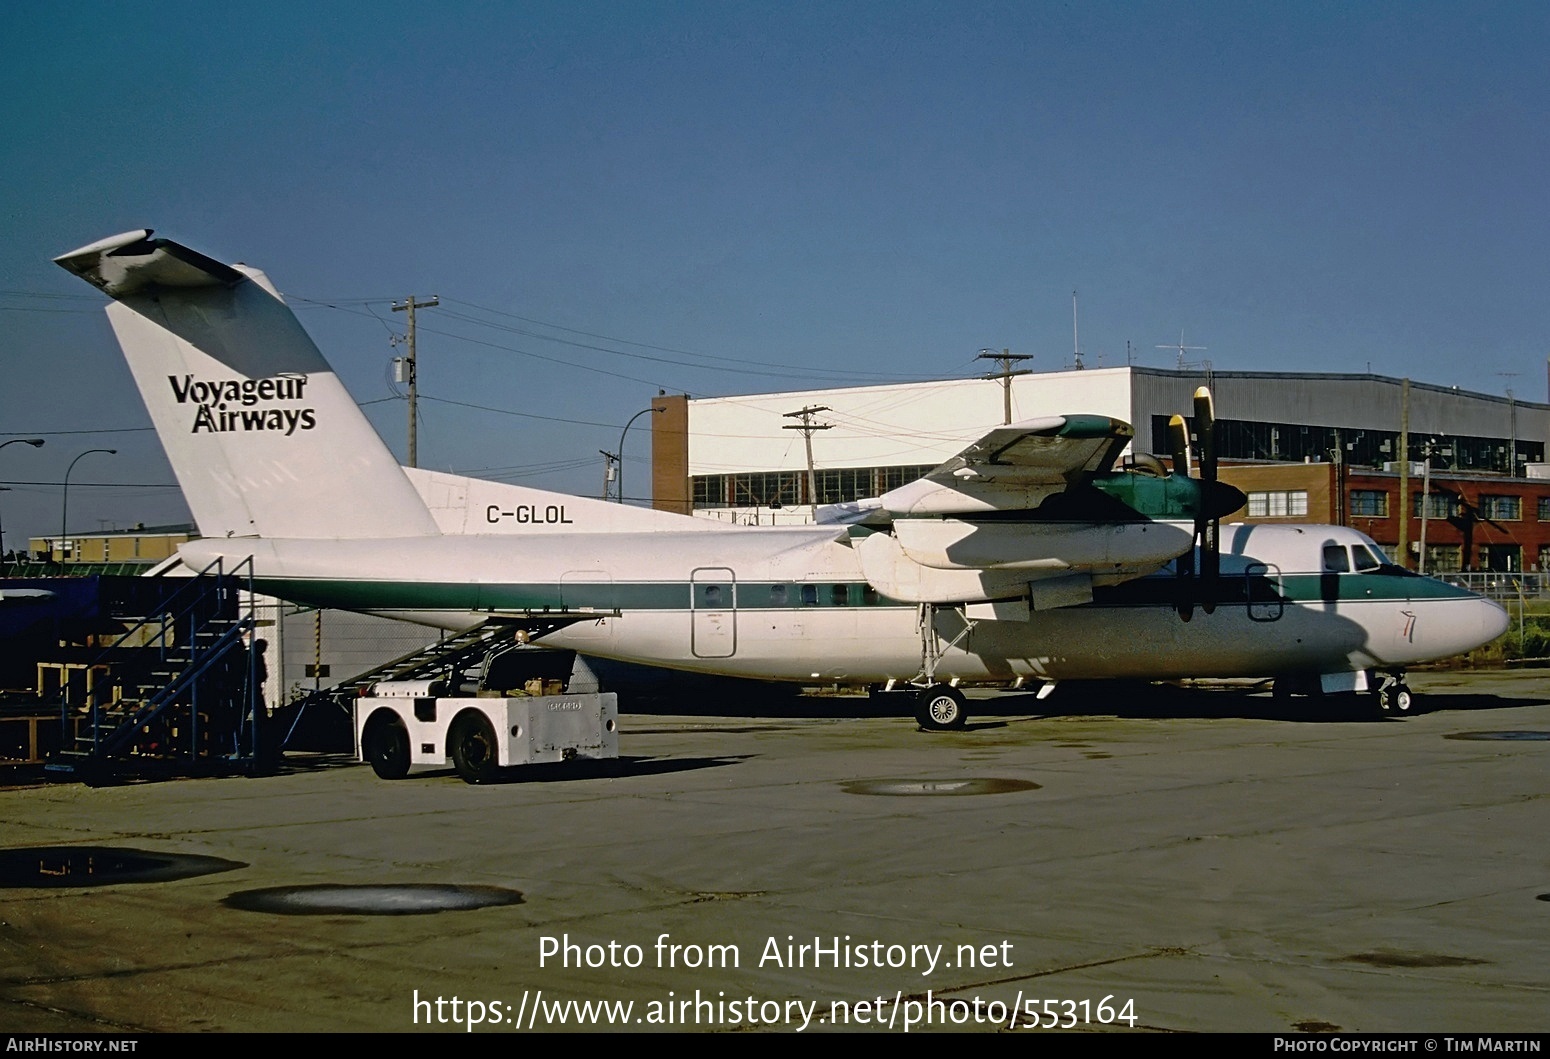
181, 520, 1507, 687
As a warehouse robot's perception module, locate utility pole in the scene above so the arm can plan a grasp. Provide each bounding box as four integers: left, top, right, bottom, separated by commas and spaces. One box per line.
599, 450, 618, 500
1331, 428, 1345, 527
783, 405, 833, 518
1418, 439, 1436, 574
1398, 378, 1410, 567
976, 348, 1032, 425
392, 295, 439, 467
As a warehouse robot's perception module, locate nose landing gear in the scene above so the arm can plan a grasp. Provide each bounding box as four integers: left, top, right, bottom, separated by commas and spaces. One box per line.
1375, 671, 1416, 715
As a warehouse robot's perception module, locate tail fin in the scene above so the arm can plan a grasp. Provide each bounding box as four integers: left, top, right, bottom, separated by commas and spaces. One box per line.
56, 230, 439, 540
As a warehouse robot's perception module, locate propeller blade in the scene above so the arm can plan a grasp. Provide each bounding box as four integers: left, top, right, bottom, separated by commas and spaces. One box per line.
1193, 387, 1219, 613
1192, 386, 1216, 483
1167, 415, 1192, 477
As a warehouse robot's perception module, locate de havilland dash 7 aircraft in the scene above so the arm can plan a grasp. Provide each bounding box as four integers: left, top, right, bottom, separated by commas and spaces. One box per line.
55, 230, 1508, 730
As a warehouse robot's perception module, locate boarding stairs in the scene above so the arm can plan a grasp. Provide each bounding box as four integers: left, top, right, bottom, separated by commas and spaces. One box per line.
45, 557, 266, 782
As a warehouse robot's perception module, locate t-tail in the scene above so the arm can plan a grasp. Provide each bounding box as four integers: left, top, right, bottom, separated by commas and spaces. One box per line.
56, 230, 439, 541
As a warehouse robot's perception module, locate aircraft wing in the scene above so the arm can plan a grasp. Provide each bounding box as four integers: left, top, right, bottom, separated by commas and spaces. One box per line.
837, 413, 1202, 607
876, 414, 1135, 517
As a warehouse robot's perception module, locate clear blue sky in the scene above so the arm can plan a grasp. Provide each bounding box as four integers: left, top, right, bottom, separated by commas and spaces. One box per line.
3, 1, 1548, 548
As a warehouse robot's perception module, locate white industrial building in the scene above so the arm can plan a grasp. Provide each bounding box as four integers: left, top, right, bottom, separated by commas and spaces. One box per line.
649, 365, 1550, 527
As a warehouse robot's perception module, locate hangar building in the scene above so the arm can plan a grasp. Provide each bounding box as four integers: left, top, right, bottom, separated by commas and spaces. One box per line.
650, 365, 1550, 575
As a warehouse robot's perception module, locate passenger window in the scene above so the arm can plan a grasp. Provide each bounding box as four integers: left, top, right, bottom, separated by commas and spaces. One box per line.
800, 584, 817, 606
704, 585, 722, 607
831, 584, 849, 606
1322, 544, 1350, 573
769, 584, 788, 606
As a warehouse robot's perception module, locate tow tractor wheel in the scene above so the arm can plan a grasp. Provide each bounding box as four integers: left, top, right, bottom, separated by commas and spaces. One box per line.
362, 712, 410, 780
915, 685, 968, 731
449, 710, 501, 784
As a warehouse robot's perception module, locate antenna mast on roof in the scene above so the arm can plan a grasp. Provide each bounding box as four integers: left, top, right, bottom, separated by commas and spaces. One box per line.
1158, 330, 1207, 370
1072, 289, 1083, 370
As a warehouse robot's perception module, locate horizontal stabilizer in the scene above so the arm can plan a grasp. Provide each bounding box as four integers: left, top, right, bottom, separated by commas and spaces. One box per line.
55, 229, 247, 296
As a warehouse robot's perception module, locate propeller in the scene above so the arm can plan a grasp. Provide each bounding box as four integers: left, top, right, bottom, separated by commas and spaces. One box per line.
1166, 386, 1243, 621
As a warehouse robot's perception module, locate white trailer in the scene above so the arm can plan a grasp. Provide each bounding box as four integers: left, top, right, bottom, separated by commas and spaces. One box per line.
356, 683, 619, 783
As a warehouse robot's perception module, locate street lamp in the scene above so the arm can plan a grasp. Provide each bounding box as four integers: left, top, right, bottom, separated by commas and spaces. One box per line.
616, 406, 665, 505
0, 438, 44, 569
59, 448, 116, 565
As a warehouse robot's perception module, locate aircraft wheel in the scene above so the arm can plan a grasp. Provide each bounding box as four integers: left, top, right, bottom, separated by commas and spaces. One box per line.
362, 711, 410, 780
1390, 684, 1416, 714
916, 686, 968, 731
450, 710, 501, 784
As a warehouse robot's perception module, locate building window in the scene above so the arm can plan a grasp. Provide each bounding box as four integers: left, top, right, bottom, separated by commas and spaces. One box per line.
1246, 490, 1308, 518
1480, 495, 1521, 521
811, 467, 873, 505
1423, 545, 1462, 573
1539, 497, 1550, 522
877, 465, 935, 492
692, 475, 730, 508
732, 471, 802, 508
1414, 492, 1458, 518
1349, 490, 1388, 517
1480, 544, 1521, 572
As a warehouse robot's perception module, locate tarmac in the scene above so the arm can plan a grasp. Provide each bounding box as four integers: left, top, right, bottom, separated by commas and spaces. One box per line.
1, 668, 1548, 1035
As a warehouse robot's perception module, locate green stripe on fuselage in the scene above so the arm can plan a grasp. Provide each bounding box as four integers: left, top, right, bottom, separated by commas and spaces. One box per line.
255, 567, 1474, 617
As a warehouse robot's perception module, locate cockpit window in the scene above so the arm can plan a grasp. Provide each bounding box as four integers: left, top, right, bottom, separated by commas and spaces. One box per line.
1353, 545, 1384, 571
1322, 544, 1350, 573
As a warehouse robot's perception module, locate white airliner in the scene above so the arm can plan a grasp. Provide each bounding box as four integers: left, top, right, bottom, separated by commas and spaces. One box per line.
55, 230, 1508, 729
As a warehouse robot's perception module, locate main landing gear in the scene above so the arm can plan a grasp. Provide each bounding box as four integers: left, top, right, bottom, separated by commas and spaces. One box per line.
915, 685, 968, 731
911, 603, 978, 732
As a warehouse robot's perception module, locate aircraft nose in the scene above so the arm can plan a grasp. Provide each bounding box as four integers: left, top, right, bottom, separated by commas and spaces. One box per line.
1479, 598, 1510, 645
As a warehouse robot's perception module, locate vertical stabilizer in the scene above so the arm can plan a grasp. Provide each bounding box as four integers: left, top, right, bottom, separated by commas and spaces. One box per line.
56, 230, 439, 540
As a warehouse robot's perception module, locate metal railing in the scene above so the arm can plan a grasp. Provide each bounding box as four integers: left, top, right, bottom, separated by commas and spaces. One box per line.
1438, 572, 1547, 600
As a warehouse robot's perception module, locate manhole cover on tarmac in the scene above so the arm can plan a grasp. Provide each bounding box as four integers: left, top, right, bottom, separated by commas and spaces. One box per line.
0, 846, 246, 888
1444, 731, 1550, 742
223, 883, 524, 916
842, 778, 1040, 797
1340, 952, 1486, 968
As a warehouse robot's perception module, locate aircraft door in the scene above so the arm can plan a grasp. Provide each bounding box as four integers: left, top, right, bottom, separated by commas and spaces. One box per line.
1245, 561, 1283, 622
691, 567, 736, 658
560, 571, 615, 641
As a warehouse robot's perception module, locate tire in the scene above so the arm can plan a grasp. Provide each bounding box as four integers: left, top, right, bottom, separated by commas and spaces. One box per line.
362, 712, 410, 780
449, 710, 501, 784
915, 685, 968, 731
1391, 684, 1416, 714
